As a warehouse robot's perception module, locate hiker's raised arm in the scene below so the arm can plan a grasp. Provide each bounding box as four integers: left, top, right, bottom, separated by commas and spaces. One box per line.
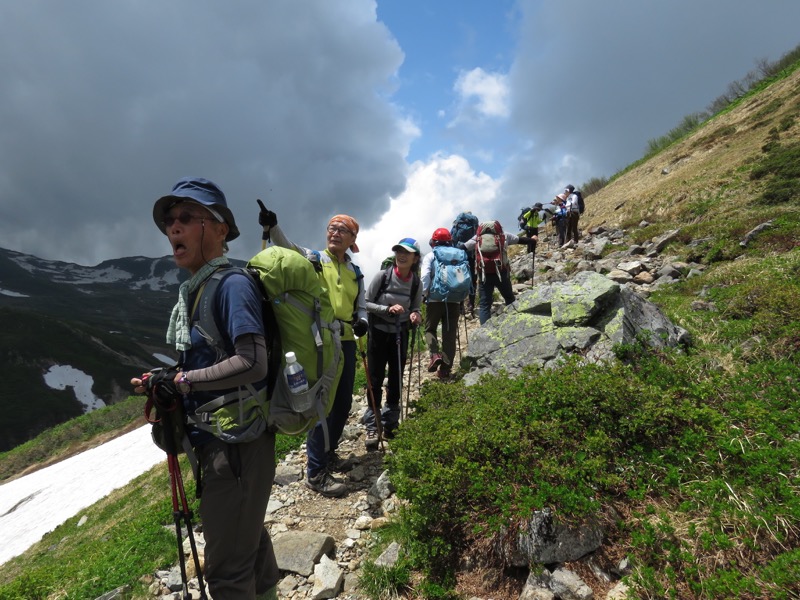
265, 218, 305, 255
256, 199, 277, 248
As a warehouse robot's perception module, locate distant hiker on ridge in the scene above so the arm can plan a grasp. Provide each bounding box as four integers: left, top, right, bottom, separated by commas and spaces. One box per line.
518, 202, 543, 253
132, 177, 279, 599
552, 193, 568, 247
563, 184, 584, 247
257, 205, 368, 498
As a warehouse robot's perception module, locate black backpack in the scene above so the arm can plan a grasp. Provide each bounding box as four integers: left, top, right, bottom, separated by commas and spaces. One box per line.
575, 190, 585, 214
518, 207, 531, 230
450, 212, 480, 244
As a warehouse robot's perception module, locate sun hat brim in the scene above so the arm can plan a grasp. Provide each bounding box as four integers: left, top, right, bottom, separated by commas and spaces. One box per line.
153, 177, 240, 241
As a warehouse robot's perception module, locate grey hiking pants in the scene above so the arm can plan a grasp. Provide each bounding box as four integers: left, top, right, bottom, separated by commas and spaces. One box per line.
198, 432, 279, 599
424, 301, 461, 367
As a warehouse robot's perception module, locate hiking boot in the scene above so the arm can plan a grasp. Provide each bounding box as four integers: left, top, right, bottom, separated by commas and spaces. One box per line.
326, 450, 355, 473
365, 429, 379, 451
427, 353, 443, 372
305, 469, 347, 498
437, 365, 451, 380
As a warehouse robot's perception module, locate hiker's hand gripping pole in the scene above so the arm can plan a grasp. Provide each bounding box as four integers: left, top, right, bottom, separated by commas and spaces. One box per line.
257, 198, 277, 250
141, 371, 208, 600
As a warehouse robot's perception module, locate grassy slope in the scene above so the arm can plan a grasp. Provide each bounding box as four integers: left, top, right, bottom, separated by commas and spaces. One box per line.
585, 67, 800, 235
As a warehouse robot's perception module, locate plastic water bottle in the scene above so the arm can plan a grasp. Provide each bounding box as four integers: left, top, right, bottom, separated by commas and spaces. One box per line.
284, 352, 309, 394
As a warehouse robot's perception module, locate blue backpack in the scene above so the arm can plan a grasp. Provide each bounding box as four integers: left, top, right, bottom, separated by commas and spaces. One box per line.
428, 246, 472, 303
450, 212, 479, 244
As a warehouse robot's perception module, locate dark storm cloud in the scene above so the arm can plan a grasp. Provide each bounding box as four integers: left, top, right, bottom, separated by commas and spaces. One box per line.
496, 0, 800, 215
0, 1, 410, 264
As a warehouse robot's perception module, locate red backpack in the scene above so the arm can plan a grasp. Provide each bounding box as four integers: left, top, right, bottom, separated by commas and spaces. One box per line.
475, 220, 508, 277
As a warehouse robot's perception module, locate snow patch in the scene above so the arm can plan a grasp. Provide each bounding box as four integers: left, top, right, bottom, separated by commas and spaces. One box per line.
0, 288, 28, 297
0, 426, 165, 566
43, 365, 106, 412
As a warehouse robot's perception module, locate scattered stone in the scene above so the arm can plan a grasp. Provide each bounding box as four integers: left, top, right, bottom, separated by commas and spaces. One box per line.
374, 541, 402, 568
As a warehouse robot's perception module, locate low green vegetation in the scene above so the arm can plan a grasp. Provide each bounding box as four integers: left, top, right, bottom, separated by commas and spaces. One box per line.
374, 247, 800, 598
0, 463, 186, 599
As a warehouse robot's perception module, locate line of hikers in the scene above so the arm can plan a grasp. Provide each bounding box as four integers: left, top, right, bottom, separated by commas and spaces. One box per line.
131, 177, 543, 599
519, 184, 585, 249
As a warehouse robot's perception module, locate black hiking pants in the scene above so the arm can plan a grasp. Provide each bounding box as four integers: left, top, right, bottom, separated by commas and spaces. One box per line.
364, 324, 408, 433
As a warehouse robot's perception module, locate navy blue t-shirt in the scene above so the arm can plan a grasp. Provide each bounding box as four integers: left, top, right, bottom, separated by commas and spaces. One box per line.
181, 270, 266, 445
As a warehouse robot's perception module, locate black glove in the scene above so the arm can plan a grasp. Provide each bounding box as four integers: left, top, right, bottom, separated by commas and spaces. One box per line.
257, 199, 277, 228
518, 236, 536, 245
352, 319, 369, 338
145, 367, 182, 410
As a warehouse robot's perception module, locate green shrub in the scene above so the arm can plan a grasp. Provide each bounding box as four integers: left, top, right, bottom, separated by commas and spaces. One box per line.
750, 140, 800, 204
387, 360, 721, 574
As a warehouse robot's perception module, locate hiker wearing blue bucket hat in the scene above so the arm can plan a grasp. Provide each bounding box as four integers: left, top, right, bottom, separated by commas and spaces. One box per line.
134, 177, 279, 600
363, 237, 423, 450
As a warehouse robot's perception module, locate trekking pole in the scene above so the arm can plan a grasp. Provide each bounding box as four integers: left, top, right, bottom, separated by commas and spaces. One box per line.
405, 324, 416, 421
417, 333, 422, 390
394, 315, 404, 424
530, 242, 536, 287
455, 305, 463, 361
168, 452, 208, 600
357, 335, 385, 451
461, 301, 469, 347
144, 376, 207, 600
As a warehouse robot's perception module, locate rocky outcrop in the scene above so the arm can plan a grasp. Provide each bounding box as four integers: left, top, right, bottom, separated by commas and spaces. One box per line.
464, 270, 690, 385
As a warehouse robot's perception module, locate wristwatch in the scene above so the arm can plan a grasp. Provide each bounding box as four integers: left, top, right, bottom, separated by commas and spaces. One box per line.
177, 372, 191, 394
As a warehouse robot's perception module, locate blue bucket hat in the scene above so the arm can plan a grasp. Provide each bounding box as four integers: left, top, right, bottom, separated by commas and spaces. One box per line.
153, 177, 240, 241
392, 237, 420, 254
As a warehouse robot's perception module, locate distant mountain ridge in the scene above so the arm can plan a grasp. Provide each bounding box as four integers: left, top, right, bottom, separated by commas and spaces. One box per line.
0, 249, 181, 293
0, 248, 241, 452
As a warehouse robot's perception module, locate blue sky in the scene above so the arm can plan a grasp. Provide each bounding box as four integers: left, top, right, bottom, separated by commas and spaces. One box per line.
377, 0, 518, 173
0, 0, 798, 281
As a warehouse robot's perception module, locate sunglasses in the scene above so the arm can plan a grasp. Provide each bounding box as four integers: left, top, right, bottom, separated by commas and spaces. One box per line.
163, 211, 206, 228
327, 225, 353, 236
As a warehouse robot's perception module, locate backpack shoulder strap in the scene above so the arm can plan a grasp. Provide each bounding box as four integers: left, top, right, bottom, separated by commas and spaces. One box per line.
193, 266, 252, 359
371, 266, 393, 303
350, 261, 365, 319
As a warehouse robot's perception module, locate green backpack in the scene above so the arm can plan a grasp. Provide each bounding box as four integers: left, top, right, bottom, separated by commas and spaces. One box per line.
191, 246, 343, 447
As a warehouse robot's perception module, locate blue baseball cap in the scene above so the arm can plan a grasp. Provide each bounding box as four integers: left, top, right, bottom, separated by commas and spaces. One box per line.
153, 177, 240, 241
392, 237, 420, 254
